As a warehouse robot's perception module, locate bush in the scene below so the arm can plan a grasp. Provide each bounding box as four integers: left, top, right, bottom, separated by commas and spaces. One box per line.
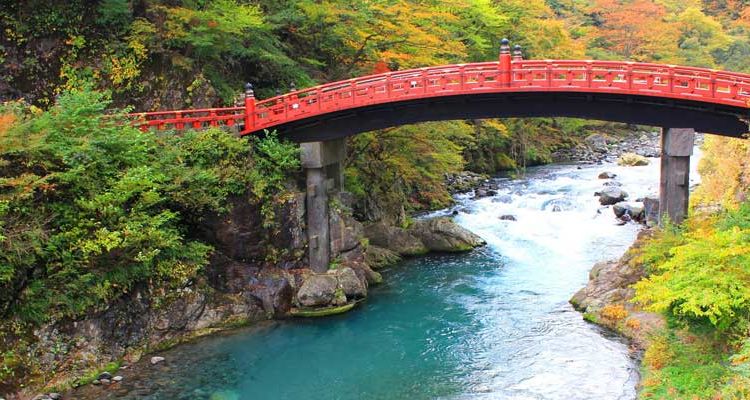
0, 89, 299, 325
633, 204, 750, 333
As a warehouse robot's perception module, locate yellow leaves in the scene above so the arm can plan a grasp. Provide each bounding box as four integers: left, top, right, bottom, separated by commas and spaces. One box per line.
693, 136, 750, 210
644, 334, 674, 370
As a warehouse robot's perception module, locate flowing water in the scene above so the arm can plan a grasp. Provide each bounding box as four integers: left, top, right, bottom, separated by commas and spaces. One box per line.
69, 154, 701, 400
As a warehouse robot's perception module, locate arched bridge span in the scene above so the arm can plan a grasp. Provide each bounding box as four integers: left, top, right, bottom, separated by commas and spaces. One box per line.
134, 59, 750, 141
131, 42, 750, 272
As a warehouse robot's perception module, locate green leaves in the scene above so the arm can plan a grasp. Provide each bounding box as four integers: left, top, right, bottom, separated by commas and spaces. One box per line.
0, 89, 299, 325
634, 206, 750, 332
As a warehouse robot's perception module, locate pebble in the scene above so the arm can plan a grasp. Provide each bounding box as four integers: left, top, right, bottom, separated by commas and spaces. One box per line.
98, 372, 112, 380
150, 356, 166, 365
48, 394, 62, 400
100, 378, 111, 385
113, 375, 124, 382
92, 379, 101, 385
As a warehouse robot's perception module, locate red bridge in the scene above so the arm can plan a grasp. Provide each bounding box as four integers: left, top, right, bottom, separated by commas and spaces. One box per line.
133, 43, 750, 141
130, 40, 750, 272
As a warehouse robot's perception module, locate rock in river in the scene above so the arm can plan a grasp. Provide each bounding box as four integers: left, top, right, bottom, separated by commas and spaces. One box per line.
613, 202, 644, 220
597, 187, 628, 206
297, 274, 338, 307
335, 267, 367, 299
409, 217, 486, 252
364, 222, 428, 256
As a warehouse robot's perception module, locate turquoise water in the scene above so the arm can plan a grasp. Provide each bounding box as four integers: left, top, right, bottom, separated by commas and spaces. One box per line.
69, 158, 703, 400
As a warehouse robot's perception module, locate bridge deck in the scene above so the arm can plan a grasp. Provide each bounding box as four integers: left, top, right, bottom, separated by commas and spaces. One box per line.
131, 60, 750, 139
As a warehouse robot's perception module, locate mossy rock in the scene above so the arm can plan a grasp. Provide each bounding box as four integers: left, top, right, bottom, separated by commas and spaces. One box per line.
289, 301, 361, 318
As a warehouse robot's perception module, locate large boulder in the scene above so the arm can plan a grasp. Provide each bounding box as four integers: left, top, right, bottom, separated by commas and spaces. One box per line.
409, 217, 486, 252
335, 267, 367, 299
617, 153, 650, 166
612, 202, 645, 220
297, 274, 338, 307
364, 222, 428, 256
597, 187, 628, 206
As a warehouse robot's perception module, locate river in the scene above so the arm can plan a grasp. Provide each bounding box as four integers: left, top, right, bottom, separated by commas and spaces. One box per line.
69, 153, 701, 400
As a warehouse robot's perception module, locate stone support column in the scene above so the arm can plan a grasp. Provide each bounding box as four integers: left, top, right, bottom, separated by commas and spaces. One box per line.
659, 128, 695, 225
301, 138, 345, 272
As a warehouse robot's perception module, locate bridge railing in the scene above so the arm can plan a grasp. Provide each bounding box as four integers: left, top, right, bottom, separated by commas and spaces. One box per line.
130, 55, 750, 135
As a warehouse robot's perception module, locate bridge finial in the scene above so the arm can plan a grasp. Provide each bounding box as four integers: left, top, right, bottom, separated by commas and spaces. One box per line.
500, 38, 511, 55
513, 44, 523, 61
245, 82, 254, 99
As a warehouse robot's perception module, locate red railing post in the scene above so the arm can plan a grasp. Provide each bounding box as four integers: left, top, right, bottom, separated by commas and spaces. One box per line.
244, 83, 255, 133
499, 38, 511, 87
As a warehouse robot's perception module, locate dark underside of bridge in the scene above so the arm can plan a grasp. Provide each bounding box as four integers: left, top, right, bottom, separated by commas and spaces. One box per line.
269, 92, 750, 142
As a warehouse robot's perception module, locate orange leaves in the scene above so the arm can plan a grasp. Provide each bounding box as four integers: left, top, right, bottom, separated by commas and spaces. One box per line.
592, 0, 680, 61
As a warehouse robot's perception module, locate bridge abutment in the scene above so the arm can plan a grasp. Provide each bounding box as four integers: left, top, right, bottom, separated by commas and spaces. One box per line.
659, 127, 695, 225
301, 139, 346, 272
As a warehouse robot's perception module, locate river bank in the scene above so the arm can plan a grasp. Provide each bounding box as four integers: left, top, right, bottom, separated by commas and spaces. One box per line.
5, 127, 664, 400
56, 148, 673, 399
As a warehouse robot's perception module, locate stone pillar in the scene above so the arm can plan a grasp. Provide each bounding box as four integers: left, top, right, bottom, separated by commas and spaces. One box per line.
301, 138, 346, 272
659, 128, 695, 225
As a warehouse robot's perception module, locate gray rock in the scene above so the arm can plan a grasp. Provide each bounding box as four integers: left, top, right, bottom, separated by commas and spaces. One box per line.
98, 372, 112, 380
112, 376, 123, 382
297, 274, 338, 307
100, 379, 111, 385
364, 222, 428, 256
585, 134, 608, 152
32, 395, 51, 400
150, 356, 165, 365
335, 267, 367, 299
602, 180, 622, 187
613, 202, 645, 220
92, 380, 101, 385
598, 171, 616, 179
598, 187, 628, 205
409, 218, 486, 252
499, 215, 517, 221
48, 395, 61, 400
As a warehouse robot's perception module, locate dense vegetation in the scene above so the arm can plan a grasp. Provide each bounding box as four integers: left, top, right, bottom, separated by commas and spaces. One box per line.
4, 0, 750, 223
628, 135, 750, 399
0, 90, 299, 386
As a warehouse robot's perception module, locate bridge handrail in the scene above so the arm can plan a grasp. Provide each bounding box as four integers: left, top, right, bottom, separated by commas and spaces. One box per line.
130, 59, 750, 135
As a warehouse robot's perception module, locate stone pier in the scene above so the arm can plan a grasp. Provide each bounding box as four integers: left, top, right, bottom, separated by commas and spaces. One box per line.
301, 138, 345, 272
659, 127, 695, 225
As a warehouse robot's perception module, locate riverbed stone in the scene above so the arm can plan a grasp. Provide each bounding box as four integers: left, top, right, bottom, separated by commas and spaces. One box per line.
150, 356, 165, 365
364, 222, 428, 256
598, 171, 616, 179
585, 134, 608, 152
597, 187, 628, 205
48, 395, 61, 400
297, 274, 338, 307
409, 217, 486, 252
335, 267, 367, 299
98, 372, 112, 380
112, 376, 123, 382
499, 215, 517, 221
617, 152, 650, 166
613, 202, 645, 220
